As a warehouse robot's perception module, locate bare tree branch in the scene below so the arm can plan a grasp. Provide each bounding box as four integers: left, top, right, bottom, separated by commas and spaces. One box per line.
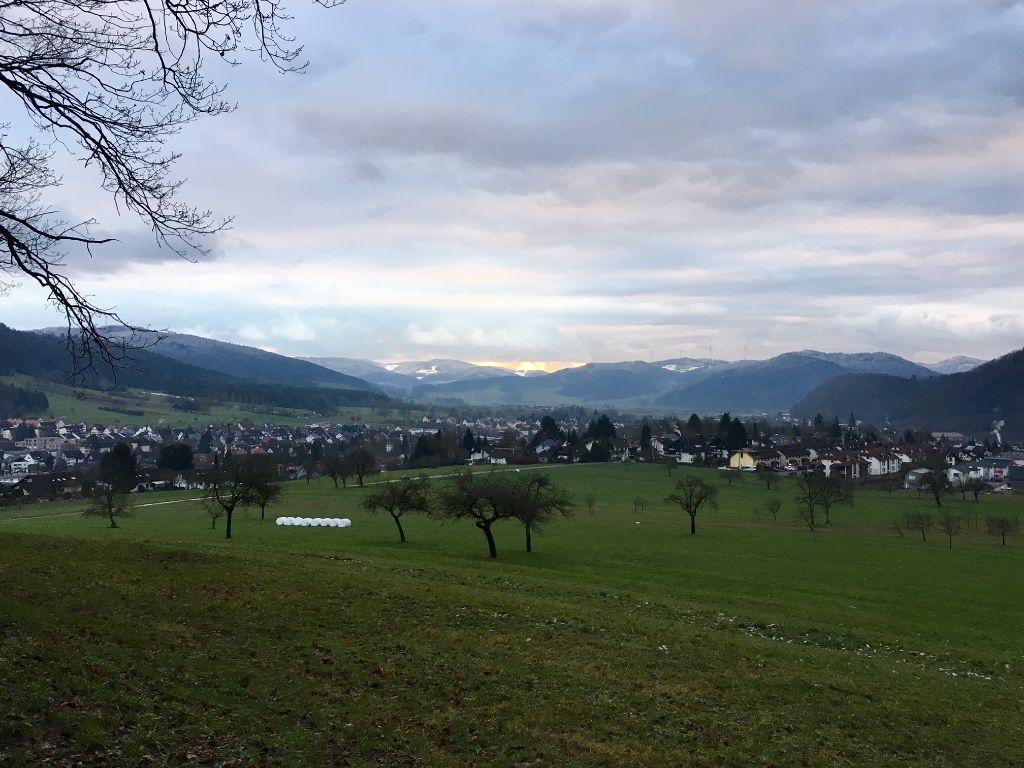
0, 0, 344, 378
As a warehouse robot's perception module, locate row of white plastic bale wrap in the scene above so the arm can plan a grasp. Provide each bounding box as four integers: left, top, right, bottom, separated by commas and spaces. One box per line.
276, 517, 352, 528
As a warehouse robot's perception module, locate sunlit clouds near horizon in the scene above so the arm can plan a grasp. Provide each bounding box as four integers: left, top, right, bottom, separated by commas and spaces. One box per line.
4, 0, 1024, 365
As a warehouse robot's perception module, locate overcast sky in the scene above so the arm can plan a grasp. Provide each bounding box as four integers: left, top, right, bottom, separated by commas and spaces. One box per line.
5, 0, 1024, 367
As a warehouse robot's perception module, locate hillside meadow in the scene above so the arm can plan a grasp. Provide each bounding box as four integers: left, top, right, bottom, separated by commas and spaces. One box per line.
0, 374, 433, 428
1, 464, 1022, 766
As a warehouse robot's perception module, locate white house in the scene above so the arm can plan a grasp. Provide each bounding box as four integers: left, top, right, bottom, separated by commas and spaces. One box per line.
9, 456, 41, 475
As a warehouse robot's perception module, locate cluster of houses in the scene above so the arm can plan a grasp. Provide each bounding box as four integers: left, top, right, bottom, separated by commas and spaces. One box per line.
0, 413, 600, 501
482, 421, 1024, 493
3, 411, 1023, 503
723, 437, 1024, 490
726, 445, 910, 478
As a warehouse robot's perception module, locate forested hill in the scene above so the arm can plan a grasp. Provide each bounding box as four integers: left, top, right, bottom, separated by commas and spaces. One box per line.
793, 347, 1024, 438
0, 382, 49, 419
66, 327, 379, 391
0, 324, 387, 413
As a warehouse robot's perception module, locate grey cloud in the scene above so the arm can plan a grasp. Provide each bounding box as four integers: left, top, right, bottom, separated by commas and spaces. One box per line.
350, 159, 387, 183
57, 227, 223, 275
517, 5, 632, 42
286, 1, 1023, 195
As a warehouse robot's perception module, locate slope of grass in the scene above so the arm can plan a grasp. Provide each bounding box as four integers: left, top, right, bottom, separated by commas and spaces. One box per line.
1, 374, 432, 427
2, 465, 1022, 766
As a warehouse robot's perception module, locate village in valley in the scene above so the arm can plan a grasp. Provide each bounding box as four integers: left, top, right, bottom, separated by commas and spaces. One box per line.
6, 0, 1024, 763
3, 405, 1022, 504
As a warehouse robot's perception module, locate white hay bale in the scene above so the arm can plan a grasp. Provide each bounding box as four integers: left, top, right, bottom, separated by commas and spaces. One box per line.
339, 518, 352, 528
300, 517, 312, 526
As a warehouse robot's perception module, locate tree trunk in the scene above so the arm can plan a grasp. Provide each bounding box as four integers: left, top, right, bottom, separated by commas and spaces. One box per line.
109, 516, 117, 528
332, 477, 338, 488
1002, 531, 1006, 545
392, 513, 406, 543
226, 508, 233, 540
525, 524, 532, 552
260, 503, 266, 521
211, 517, 217, 529
920, 527, 926, 542
478, 522, 498, 558
948, 533, 952, 549
689, 513, 696, 535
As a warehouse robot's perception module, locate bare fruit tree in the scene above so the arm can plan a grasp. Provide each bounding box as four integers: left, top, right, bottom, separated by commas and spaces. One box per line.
818, 475, 854, 527
83, 485, 129, 528
904, 511, 933, 543
435, 471, 517, 559
515, 474, 574, 553
939, 512, 961, 549
794, 473, 825, 532
963, 477, 987, 503
0, 0, 344, 375
985, 515, 1017, 546
665, 476, 719, 535
920, 456, 953, 507
203, 454, 257, 539
344, 447, 377, 487
322, 447, 351, 488
362, 476, 432, 543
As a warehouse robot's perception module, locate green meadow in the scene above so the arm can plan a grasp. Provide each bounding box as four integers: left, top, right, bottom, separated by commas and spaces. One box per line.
1, 464, 1022, 766
1, 374, 430, 427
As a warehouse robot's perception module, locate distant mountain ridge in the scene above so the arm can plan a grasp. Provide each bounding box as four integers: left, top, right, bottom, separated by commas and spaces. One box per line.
297, 356, 420, 392
655, 354, 847, 413
796, 350, 936, 378
8, 323, 1005, 419
394, 351, 938, 413
34, 327, 379, 392
925, 356, 986, 375
793, 348, 1024, 438
383, 359, 516, 382
301, 356, 515, 394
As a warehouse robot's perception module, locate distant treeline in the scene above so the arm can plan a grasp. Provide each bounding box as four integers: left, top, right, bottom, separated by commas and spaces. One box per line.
98, 406, 147, 417
0, 324, 387, 413
0, 382, 49, 418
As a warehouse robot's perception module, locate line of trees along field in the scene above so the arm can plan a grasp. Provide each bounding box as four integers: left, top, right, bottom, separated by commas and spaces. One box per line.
363, 471, 575, 558
78, 442, 1020, 554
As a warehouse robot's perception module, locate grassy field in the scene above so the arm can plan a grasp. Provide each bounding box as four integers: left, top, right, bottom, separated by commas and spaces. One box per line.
2, 464, 1022, 766
2, 374, 432, 427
